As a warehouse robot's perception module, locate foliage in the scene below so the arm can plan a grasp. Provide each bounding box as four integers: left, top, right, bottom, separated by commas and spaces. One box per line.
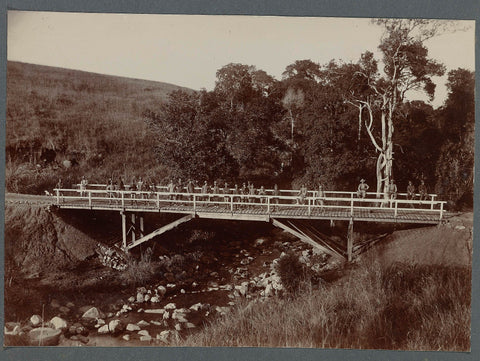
275, 252, 308, 294
176, 260, 471, 350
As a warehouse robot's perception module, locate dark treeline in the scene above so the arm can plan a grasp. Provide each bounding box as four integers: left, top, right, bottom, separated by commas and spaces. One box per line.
144, 61, 474, 209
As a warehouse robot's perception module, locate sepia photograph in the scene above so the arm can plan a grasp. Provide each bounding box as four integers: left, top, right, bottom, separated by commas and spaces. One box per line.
3, 11, 475, 350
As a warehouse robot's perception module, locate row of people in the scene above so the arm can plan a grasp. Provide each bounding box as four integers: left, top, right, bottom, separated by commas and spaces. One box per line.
356, 179, 429, 201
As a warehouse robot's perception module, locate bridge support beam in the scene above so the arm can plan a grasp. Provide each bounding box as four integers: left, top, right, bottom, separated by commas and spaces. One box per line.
347, 218, 354, 262
271, 218, 344, 260
121, 211, 127, 250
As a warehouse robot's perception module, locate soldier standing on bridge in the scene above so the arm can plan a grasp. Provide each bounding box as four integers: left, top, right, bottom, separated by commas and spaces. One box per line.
316, 184, 325, 211
357, 179, 369, 199
80, 176, 88, 197
418, 180, 428, 202
272, 184, 280, 211
201, 181, 209, 202
187, 179, 194, 201
241, 182, 248, 205
168, 179, 175, 202
388, 179, 398, 207
223, 182, 230, 207
258, 186, 266, 205
233, 184, 240, 209
407, 180, 415, 208
298, 184, 307, 205
248, 182, 256, 208
213, 181, 220, 204
56, 178, 63, 202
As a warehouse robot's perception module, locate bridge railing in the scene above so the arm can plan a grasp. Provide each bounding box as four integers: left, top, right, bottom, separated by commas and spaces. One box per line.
55, 188, 446, 220
75, 184, 438, 203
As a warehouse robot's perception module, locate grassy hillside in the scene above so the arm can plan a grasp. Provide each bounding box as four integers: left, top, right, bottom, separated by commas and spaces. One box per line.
6, 61, 193, 193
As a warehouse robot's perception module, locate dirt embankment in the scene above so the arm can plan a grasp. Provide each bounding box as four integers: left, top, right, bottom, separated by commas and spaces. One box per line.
4, 202, 98, 277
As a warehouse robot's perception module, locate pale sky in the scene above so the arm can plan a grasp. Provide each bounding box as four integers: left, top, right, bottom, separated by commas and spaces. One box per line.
7, 11, 475, 108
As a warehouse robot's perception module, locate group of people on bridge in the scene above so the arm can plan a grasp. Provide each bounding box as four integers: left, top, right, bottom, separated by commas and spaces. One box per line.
56, 176, 432, 210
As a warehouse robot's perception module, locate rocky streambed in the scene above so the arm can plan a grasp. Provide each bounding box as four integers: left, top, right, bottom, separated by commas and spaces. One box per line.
5, 230, 340, 347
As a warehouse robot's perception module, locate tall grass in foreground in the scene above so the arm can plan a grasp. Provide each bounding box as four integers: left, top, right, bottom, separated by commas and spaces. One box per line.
177, 256, 471, 350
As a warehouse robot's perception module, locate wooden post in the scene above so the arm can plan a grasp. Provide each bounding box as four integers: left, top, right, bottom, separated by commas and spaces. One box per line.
121, 191, 125, 208
430, 195, 435, 210
139, 215, 144, 238
308, 198, 311, 216
347, 217, 354, 262
230, 195, 233, 212
440, 202, 444, 220
121, 212, 127, 250
267, 196, 270, 214
88, 191, 92, 208
56, 189, 60, 204
350, 196, 354, 216
157, 192, 160, 209
131, 213, 136, 243
394, 200, 398, 217
193, 194, 197, 212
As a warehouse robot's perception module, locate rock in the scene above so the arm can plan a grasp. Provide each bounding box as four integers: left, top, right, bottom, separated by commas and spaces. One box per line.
122, 334, 130, 341
50, 299, 61, 308
144, 294, 151, 302
66, 302, 75, 308
97, 325, 109, 334
138, 330, 150, 336
151, 320, 163, 326
164, 303, 176, 310
455, 225, 466, 230
264, 284, 273, 297
163, 311, 170, 320
137, 308, 144, 313
108, 319, 124, 334
28, 327, 62, 346
140, 335, 152, 342
137, 320, 150, 327
4, 322, 21, 335
96, 319, 106, 326
167, 283, 176, 288
50, 316, 68, 330
174, 323, 182, 331
30, 315, 43, 327
156, 330, 171, 343
185, 323, 196, 328
189, 303, 204, 312
137, 286, 147, 294
136, 293, 145, 303
255, 238, 266, 246
126, 323, 141, 331
157, 285, 167, 296
128, 296, 135, 303
150, 296, 160, 303
81, 307, 104, 319
180, 289, 186, 294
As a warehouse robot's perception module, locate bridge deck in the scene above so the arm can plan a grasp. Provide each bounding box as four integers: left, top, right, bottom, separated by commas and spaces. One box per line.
54, 189, 448, 224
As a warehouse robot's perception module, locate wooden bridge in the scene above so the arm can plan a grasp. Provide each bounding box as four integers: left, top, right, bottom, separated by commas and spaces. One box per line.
53, 185, 449, 261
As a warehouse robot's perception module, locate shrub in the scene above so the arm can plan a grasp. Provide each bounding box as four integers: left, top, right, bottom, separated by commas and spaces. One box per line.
275, 252, 308, 294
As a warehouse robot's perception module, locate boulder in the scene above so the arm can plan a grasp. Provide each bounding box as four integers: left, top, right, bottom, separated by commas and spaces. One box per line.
4, 322, 21, 335
150, 296, 160, 303
97, 325, 109, 334
28, 327, 62, 346
164, 302, 176, 310
163, 311, 170, 320
128, 296, 135, 303
30, 315, 43, 327
156, 330, 171, 343
140, 335, 152, 342
126, 323, 140, 332
108, 319, 124, 334
66, 302, 75, 308
50, 299, 61, 308
81, 307, 104, 319
144, 294, 151, 302
137, 320, 150, 327
138, 330, 150, 336
122, 334, 130, 341
174, 323, 182, 331
59, 306, 70, 314
136, 292, 145, 303
185, 323, 196, 329
50, 316, 68, 330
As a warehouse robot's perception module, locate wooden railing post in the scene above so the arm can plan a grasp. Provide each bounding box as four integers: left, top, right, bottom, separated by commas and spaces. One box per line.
350, 196, 354, 216
267, 196, 270, 214
121, 191, 125, 208
230, 195, 234, 212
56, 189, 60, 204
394, 200, 398, 217
156, 192, 160, 209
430, 195, 435, 210
440, 202, 444, 220
308, 197, 311, 216
193, 194, 197, 212
88, 191, 92, 207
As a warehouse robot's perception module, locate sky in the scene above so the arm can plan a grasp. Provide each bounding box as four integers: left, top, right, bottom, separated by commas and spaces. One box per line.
7, 11, 475, 108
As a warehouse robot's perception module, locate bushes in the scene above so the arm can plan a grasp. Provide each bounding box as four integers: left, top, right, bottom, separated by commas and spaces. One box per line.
275, 251, 309, 294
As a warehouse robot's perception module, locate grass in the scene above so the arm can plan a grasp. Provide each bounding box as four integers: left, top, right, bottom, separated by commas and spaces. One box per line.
175, 253, 471, 350
6, 61, 192, 193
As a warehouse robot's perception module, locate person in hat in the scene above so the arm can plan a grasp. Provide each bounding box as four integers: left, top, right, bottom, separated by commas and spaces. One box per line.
357, 179, 369, 199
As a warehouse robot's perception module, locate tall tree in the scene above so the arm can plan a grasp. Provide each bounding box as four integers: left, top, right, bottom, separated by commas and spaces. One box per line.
345, 20, 445, 198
